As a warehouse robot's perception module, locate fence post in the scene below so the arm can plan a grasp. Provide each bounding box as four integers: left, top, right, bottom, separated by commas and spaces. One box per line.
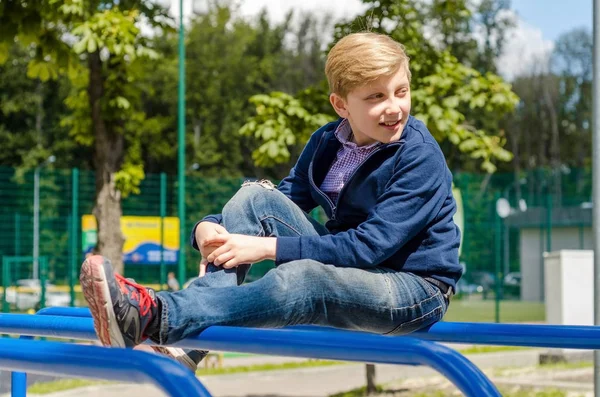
546, 193, 552, 253
494, 193, 501, 323
2, 257, 9, 313
40, 257, 47, 310
160, 172, 166, 290
14, 213, 20, 256
69, 168, 79, 306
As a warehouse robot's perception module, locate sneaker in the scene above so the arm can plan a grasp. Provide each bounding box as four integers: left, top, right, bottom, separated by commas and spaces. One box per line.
80, 255, 207, 372
150, 347, 208, 372
80, 255, 160, 348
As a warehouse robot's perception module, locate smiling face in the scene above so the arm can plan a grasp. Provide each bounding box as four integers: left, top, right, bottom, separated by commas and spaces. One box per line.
329, 67, 411, 146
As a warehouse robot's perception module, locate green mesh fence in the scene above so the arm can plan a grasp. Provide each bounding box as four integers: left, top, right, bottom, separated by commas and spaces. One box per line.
0, 165, 593, 306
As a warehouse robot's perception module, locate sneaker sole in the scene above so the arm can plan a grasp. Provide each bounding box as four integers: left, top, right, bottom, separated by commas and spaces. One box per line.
80, 256, 126, 348
150, 346, 198, 371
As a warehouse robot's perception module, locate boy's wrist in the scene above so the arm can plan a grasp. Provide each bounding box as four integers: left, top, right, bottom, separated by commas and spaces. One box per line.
263, 237, 277, 261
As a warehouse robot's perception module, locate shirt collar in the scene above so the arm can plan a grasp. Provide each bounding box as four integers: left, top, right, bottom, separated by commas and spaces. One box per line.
334, 119, 381, 150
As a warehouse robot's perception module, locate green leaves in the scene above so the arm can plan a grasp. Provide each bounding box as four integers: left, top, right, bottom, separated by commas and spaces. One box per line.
114, 162, 145, 197
71, 9, 142, 58
410, 50, 517, 172
26, 59, 59, 82
0, 42, 9, 65
240, 92, 334, 167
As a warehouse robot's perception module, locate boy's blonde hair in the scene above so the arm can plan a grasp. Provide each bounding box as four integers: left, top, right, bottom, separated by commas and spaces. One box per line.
325, 33, 411, 98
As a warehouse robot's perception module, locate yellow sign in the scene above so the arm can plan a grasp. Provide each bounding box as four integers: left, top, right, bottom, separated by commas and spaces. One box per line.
82, 215, 180, 265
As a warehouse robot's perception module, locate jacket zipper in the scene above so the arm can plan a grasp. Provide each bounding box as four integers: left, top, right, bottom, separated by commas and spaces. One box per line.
333, 142, 400, 218
308, 135, 337, 218
309, 134, 401, 221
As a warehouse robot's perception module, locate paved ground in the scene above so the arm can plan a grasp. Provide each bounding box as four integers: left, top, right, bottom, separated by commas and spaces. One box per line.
2, 348, 550, 397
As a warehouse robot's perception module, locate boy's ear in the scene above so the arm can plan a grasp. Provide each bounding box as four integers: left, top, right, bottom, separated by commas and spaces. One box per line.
329, 93, 350, 118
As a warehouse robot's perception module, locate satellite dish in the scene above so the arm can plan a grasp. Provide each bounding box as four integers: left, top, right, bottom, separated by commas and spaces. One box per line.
518, 199, 527, 212
496, 198, 511, 219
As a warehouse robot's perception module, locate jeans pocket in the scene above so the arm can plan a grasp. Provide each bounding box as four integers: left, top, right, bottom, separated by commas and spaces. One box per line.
385, 302, 444, 335
383, 276, 446, 336
420, 278, 439, 296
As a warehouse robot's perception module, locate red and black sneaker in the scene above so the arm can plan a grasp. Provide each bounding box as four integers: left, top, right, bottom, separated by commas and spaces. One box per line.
80, 255, 160, 348
80, 255, 206, 372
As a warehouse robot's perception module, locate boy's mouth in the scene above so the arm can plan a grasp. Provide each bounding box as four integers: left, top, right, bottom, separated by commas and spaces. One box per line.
379, 120, 401, 128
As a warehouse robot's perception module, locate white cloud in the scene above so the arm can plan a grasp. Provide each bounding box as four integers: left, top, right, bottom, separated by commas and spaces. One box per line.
167, 0, 366, 25
496, 17, 554, 81
166, 1, 554, 82
237, 0, 366, 24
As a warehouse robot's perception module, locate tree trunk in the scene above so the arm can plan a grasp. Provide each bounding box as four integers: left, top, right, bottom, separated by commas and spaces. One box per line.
88, 50, 125, 274
509, 121, 522, 203
35, 81, 44, 144
366, 364, 377, 395
542, 75, 562, 205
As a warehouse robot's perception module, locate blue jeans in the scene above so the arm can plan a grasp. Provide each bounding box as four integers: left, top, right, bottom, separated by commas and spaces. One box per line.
156, 182, 448, 344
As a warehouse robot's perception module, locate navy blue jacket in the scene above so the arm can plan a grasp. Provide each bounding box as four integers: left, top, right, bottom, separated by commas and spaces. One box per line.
194, 116, 462, 289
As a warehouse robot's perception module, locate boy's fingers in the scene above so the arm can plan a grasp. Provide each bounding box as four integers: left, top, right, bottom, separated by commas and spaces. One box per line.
199, 259, 208, 277
215, 224, 229, 234
203, 235, 228, 247
222, 258, 239, 269
207, 245, 228, 263
214, 252, 235, 267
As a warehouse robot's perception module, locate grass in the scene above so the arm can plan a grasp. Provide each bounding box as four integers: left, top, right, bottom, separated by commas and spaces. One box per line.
27, 359, 345, 394
330, 385, 385, 397
457, 345, 532, 354
538, 361, 593, 370
28, 379, 113, 394
444, 299, 545, 323
195, 359, 344, 376
330, 385, 574, 397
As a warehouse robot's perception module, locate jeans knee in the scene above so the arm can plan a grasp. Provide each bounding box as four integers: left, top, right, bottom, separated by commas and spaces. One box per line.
275, 260, 328, 286
223, 182, 274, 215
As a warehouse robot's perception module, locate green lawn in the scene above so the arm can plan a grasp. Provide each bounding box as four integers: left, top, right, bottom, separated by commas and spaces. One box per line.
444, 299, 545, 323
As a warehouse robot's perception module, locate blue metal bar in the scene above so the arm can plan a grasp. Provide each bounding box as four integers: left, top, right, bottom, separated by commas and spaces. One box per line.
10, 335, 30, 397
11, 307, 97, 397
11, 370, 27, 397
0, 314, 499, 397
175, 326, 500, 396
12, 309, 600, 350
0, 338, 209, 397
35, 307, 92, 318
0, 314, 96, 340
292, 322, 600, 350
415, 322, 600, 349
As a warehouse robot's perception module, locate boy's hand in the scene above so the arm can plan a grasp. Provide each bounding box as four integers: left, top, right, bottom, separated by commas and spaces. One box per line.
198, 258, 209, 277
195, 222, 229, 258
205, 234, 277, 269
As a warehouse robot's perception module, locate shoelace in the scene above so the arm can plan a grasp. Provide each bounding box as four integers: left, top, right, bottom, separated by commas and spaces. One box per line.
115, 274, 157, 316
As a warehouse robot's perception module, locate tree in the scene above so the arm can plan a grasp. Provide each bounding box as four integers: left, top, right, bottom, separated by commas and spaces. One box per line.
472, 0, 514, 74
0, 42, 74, 169
241, 0, 519, 174
0, 1, 171, 274
552, 28, 593, 195
503, 28, 593, 203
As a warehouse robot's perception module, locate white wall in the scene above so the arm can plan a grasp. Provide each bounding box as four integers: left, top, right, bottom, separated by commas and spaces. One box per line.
520, 226, 592, 301
544, 250, 594, 325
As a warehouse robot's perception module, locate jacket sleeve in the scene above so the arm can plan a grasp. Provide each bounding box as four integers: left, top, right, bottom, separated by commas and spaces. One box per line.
190, 214, 223, 251
275, 143, 450, 268
276, 128, 323, 213
191, 126, 325, 251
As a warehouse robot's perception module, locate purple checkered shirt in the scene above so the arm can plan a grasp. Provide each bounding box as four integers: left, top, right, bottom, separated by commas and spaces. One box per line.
320, 119, 381, 204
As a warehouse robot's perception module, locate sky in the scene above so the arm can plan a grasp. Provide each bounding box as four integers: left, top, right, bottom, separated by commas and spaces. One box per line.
170, 0, 593, 80
511, 0, 593, 42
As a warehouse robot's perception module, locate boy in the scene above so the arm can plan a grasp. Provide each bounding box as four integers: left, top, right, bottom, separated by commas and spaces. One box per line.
80, 32, 462, 372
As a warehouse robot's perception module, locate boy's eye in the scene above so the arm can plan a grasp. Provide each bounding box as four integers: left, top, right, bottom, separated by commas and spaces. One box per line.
396, 88, 408, 95
367, 93, 383, 100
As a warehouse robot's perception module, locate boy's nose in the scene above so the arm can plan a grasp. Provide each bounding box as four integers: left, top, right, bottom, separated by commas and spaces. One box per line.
385, 101, 401, 114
